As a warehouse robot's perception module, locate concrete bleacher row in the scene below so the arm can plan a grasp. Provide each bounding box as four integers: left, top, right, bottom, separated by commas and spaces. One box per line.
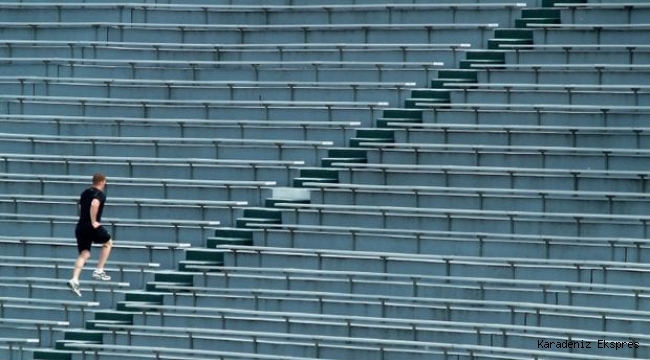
0, 3, 526, 26
0, 41, 470, 65
0, 132, 334, 161
304, 181, 650, 215
0, 22, 498, 47
391, 123, 650, 149
0, 173, 278, 204
334, 163, 650, 192
249, 223, 650, 262
0, 58, 443, 86
472, 64, 650, 86
0, 76, 416, 104
0, 94, 388, 122
0, 212, 219, 245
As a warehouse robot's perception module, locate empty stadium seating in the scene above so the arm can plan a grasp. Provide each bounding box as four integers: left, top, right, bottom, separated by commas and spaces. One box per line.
0, 1, 648, 360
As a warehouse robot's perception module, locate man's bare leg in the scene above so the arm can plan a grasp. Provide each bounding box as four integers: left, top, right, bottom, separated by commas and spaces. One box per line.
72, 250, 90, 283
68, 250, 90, 296
96, 239, 113, 272
92, 240, 113, 281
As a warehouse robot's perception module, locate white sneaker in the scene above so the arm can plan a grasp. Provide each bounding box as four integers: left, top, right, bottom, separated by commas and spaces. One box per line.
92, 270, 111, 281
67, 279, 81, 297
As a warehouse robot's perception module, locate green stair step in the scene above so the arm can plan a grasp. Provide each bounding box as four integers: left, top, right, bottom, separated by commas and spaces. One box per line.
207, 236, 254, 248
55, 340, 101, 351
430, 77, 476, 89
488, 28, 534, 50
405, 89, 451, 107
213, 228, 254, 239
146, 271, 195, 291
382, 108, 423, 120
404, 97, 449, 108
350, 128, 396, 144
179, 260, 223, 272
410, 89, 451, 99
376, 117, 422, 128
55, 330, 104, 350
214, 227, 254, 240
293, 177, 338, 187
85, 311, 134, 330
459, 59, 505, 69
154, 271, 194, 284
33, 350, 75, 360
515, 17, 561, 28
437, 69, 479, 81
236, 207, 284, 227
124, 291, 165, 304
542, 0, 586, 7
488, 38, 533, 50
178, 247, 232, 270
265, 197, 311, 207
321, 148, 368, 166
461, 51, 506, 68
186, 248, 226, 261
521, 8, 561, 19
116, 300, 161, 312
493, 28, 534, 40
321, 156, 366, 167
293, 167, 339, 187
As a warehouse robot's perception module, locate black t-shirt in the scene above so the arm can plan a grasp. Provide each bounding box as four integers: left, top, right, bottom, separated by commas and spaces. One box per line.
77, 187, 106, 230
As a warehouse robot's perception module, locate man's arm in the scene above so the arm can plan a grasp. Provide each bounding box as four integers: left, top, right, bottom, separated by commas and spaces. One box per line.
89, 198, 101, 228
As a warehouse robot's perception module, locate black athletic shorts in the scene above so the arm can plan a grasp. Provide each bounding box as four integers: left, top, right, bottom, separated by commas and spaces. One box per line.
75, 225, 112, 253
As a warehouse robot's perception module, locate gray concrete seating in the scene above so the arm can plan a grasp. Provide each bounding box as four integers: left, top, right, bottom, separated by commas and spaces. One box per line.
447, 86, 649, 107
445, 83, 650, 108
0, 22, 497, 47
0, 173, 276, 204
276, 201, 650, 238
0, 132, 334, 163
423, 106, 650, 127
420, 103, 650, 131
120, 300, 650, 352
360, 142, 650, 171
88, 317, 650, 359
0, 213, 219, 245
0, 193, 244, 224
500, 44, 650, 65
0, 57, 443, 86
391, 123, 650, 149
0, 113, 364, 141
0, 1, 644, 360
249, 222, 650, 263
0, 40, 469, 65
0, 318, 65, 354
0, 336, 38, 360
204, 266, 650, 312
0, 154, 300, 186
529, 23, 650, 45
0, 93, 387, 122
0, 254, 158, 287
333, 163, 650, 192
0, 0, 547, 5
0, 3, 526, 26
0, 76, 415, 106
304, 182, 650, 215
474, 65, 650, 86
220, 245, 650, 287
558, 3, 650, 25
0, 235, 189, 269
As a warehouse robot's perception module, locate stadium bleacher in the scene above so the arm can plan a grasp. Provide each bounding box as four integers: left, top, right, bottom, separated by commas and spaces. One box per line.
0, 0, 648, 359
